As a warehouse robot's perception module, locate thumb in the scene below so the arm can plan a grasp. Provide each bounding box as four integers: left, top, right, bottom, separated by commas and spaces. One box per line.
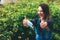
24, 16, 27, 20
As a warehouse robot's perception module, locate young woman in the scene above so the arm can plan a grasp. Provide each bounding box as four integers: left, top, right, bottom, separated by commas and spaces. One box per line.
23, 3, 54, 40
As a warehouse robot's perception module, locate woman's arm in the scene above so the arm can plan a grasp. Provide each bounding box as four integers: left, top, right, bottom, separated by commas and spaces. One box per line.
30, 18, 38, 26
26, 18, 38, 28
47, 19, 54, 29
40, 19, 54, 29
23, 16, 38, 28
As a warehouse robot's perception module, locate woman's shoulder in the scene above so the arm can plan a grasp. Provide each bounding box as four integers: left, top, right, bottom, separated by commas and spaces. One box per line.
48, 18, 54, 22
31, 18, 39, 25
47, 18, 54, 24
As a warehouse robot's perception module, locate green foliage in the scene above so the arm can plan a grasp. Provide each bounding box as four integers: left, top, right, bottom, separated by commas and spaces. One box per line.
0, 0, 60, 40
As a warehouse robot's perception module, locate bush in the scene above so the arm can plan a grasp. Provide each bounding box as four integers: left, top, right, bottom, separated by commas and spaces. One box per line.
0, 0, 60, 40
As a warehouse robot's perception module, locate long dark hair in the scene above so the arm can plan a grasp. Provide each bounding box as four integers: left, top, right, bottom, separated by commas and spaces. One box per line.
39, 3, 50, 20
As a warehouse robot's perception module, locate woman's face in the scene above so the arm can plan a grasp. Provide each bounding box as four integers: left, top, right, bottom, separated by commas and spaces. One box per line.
38, 6, 44, 19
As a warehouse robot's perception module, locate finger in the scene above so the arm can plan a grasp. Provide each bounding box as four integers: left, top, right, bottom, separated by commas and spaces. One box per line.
23, 20, 27, 26
24, 16, 26, 19
40, 17, 44, 21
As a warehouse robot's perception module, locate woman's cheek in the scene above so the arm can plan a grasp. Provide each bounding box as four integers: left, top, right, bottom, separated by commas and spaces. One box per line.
38, 11, 40, 15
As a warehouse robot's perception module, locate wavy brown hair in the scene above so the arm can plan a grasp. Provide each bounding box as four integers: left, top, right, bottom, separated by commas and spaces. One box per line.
39, 3, 50, 20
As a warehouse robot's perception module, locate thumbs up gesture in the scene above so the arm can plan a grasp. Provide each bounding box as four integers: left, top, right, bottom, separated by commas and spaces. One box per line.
23, 16, 27, 26
40, 18, 48, 29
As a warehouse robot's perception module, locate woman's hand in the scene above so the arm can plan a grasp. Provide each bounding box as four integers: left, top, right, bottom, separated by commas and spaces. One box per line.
23, 16, 27, 26
40, 20, 47, 29
40, 21, 47, 29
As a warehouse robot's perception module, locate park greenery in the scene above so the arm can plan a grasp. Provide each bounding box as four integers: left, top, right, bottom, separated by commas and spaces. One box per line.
0, 0, 60, 40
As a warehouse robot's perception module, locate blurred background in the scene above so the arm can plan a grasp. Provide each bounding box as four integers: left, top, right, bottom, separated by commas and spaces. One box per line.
0, 0, 60, 40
